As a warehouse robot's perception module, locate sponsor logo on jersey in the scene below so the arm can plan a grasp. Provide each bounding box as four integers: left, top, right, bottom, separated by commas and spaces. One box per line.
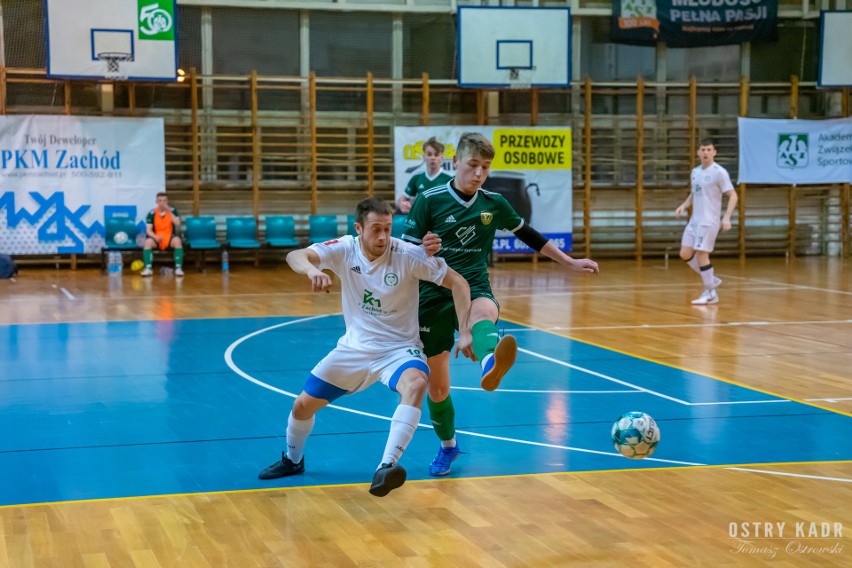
363, 290, 382, 307
480, 211, 493, 225
444, 215, 457, 224
384, 272, 399, 286
351, 265, 362, 273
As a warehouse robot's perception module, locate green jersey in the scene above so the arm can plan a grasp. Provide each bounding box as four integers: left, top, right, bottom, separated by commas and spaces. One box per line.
402, 182, 523, 283
404, 170, 454, 199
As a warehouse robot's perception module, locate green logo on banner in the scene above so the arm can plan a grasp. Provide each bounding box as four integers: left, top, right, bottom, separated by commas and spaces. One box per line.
777, 133, 809, 169
138, 1, 175, 41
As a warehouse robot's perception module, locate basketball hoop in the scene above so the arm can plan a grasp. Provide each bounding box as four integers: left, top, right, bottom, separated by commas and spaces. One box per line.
97, 51, 133, 81
507, 68, 531, 90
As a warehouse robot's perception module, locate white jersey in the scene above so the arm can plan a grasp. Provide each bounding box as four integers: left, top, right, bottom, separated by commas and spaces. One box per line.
689, 162, 734, 226
310, 235, 448, 353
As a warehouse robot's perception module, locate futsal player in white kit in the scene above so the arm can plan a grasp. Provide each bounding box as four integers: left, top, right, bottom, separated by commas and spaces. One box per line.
675, 139, 738, 305
259, 197, 472, 497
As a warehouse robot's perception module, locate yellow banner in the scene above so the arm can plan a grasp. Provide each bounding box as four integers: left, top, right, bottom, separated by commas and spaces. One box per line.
492, 128, 572, 170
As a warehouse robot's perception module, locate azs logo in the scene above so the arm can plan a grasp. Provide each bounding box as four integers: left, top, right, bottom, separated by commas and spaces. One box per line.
777, 133, 808, 169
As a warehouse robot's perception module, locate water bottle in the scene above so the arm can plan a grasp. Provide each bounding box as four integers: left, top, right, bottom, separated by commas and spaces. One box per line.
108, 251, 121, 274
221, 249, 229, 272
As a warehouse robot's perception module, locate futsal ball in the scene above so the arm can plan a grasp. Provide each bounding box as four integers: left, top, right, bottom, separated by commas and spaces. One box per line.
113, 231, 129, 245
611, 411, 660, 459
130, 259, 145, 271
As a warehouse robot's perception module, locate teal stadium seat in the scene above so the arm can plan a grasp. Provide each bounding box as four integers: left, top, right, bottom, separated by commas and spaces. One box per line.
264, 216, 301, 248
184, 216, 221, 271
392, 215, 407, 238
101, 216, 141, 272
104, 216, 141, 250
225, 217, 261, 249
184, 217, 221, 250
309, 215, 339, 244
347, 215, 357, 236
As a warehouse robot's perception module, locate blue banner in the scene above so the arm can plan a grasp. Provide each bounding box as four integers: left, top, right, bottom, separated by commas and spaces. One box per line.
613, 0, 777, 47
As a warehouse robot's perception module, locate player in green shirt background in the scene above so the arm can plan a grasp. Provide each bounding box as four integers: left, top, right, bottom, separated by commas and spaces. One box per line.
397, 137, 454, 214
403, 132, 599, 476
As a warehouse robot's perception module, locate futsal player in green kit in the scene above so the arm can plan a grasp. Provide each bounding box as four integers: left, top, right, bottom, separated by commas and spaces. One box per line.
403, 132, 600, 476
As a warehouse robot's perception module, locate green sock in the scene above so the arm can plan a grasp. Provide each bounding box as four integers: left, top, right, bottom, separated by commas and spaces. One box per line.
143, 248, 153, 267
174, 248, 184, 267
427, 394, 455, 441
472, 320, 500, 363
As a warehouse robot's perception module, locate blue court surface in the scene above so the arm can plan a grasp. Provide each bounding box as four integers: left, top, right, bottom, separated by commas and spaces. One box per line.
2, 315, 850, 507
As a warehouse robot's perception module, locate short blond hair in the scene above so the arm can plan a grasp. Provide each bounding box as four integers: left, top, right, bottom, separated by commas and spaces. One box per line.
455, 132, 495, 161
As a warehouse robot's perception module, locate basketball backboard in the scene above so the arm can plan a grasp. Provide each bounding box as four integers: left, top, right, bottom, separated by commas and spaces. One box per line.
45, 0, 177, 81
457, 7, 571, 88
819, 11, 852, 87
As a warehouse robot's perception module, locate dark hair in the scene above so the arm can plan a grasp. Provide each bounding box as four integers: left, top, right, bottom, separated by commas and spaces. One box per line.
699, 139, 715, 149
355, 197, 394, 226
423, 137, 445, 154
156, 192, 168, 198
456, 132, 495, 161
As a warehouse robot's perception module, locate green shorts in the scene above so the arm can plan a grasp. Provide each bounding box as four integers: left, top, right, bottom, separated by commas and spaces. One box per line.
418, 272, 499, 357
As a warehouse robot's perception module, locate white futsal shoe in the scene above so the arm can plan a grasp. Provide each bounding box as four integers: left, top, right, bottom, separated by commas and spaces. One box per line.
691, 289, 719, 305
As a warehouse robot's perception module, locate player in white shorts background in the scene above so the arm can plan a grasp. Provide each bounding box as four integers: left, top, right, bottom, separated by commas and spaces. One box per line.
258, 197, 472, 497
675, 139, 738, 305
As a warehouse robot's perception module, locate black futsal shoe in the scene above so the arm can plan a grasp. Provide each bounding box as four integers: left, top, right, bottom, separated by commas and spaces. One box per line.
258, 453, 305, 480
369, 463, 407, 497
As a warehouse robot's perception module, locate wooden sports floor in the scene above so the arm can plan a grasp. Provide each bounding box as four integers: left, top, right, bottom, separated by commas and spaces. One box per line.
1, 256, 850, 567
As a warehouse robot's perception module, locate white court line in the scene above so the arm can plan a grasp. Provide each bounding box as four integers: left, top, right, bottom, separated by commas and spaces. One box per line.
59, 288, 76, 301
222, 316, 698, 467
729, 467, 852, 483
732, 276, 852, 297
501, 319, 852, 332
225, 316, 850, 478
451, 386, 641, 394
517, 347, 693, 405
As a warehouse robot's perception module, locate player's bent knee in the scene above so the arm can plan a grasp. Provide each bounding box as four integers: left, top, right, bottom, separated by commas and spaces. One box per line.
172, 237, 183, 248
679, 248, 693, 261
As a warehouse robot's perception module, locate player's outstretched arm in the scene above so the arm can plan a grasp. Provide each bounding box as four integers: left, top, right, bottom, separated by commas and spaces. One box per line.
540, 241, 600, 274
286, 248, 332, 293
440, 268, 474, 360
514, 224, 599, 274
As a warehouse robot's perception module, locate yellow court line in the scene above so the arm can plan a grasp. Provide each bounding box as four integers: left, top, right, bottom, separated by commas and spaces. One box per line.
3, 459, 849, 511
500, 315, 852, 419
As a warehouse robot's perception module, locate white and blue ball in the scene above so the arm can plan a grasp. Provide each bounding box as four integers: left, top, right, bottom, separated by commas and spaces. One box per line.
611, 411, 660, 459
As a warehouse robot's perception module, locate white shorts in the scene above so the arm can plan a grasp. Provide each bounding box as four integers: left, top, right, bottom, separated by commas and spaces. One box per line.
305, 345, 429, 402
681, 223, 720, 253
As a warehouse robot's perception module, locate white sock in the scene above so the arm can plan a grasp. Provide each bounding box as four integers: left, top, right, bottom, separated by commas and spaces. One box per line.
286, 411, 315, 463
380, 405, 421, 466
699, 265, 715, 290
686, 256, 701, 274
441, 437, 457, 449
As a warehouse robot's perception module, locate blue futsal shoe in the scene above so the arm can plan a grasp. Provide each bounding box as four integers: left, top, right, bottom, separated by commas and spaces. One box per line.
480, 335, 517, 391
429, 445, 461, 476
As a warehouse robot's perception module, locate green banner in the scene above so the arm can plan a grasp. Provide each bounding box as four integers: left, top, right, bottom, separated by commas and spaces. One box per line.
138, 1, 175, 41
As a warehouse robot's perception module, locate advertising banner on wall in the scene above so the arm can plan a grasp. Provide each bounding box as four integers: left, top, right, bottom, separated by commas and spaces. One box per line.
738, 117, 852, 184
394, 126, 573, 253
612, 0, 777, 47
0, 115, 165, 254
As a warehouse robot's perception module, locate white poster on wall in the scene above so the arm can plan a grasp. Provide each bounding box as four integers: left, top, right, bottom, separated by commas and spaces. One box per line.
738, 117, 852, 184
0, 115, 165, 254
393, 126, 573, 253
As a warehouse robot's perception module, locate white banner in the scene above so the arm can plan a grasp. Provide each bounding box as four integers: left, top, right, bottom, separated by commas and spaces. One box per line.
0, 115, 165, 254
738, 117, 852, 184
394, 126, 573, 253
